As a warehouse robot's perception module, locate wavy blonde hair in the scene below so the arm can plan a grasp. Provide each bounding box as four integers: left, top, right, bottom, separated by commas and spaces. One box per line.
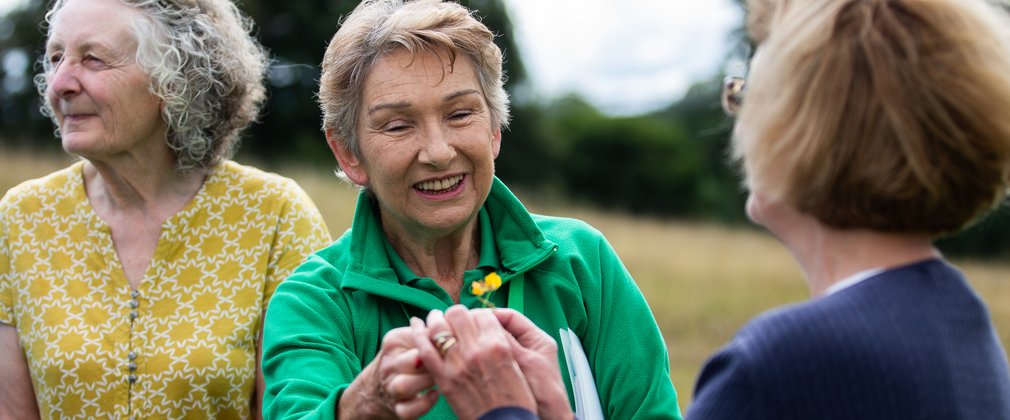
736, 0, 1010, 235
35, 0, 268, 171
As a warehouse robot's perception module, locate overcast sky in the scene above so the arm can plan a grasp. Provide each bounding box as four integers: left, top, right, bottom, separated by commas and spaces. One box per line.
0, 0, 744, 116
502, 0, 744, 115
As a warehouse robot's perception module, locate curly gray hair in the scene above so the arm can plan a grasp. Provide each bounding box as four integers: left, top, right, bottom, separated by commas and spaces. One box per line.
319, 0, 510, 176
34, 0, 268, 171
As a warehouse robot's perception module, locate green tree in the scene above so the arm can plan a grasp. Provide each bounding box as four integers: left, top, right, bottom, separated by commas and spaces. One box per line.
0, 0, 529, 168
0, 1, 56, 150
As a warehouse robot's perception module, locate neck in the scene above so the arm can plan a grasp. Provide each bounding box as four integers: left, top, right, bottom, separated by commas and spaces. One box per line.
83, 154, 206, 218
787, 225, 939, 297
382, 216, 481, 300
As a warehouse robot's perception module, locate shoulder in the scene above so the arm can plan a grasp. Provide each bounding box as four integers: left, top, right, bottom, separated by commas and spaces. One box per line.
689, 333, 763, 419
1, 163, 82, 214
731, 294, 883, 361
531, 213, 608, 250
214, 161, 304, 196
693, 295, 891, 395
690, 302, 842, 419
283, 232, 352, 284
531, 213, 601, 236
525, 213, 619, 280
268, 237, 354, 322
211, 161, 321, 213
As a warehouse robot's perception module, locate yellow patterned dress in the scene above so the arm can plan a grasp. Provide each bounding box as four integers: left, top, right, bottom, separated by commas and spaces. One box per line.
0, 161, 332, 419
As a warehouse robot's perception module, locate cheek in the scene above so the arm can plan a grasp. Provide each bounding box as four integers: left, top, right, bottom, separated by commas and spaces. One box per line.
360, 143, 412, 185
44, 87, 60, 115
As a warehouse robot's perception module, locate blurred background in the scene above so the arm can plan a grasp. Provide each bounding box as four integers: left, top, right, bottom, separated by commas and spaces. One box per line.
2, 0, 1009, 412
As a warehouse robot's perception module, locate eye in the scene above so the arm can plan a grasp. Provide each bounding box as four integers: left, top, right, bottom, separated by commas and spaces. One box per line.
383, 120, 411, 133
82, 54, 106, 68
448, 109, 474, 121
47, 52, 63, 66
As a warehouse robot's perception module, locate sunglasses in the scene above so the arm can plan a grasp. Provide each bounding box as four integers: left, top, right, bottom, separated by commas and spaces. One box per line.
721, 76, 746, 116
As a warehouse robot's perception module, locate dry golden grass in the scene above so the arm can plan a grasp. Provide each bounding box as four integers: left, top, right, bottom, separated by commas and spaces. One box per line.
4, 147, 1009, 412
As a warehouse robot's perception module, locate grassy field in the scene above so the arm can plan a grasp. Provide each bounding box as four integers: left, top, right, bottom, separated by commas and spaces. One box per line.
4, 147, 1009, 412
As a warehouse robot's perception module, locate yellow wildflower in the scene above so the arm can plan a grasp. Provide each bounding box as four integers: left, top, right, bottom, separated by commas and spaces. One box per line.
471, 281, 488, 296
471, 271, 502, 308
484, 272, 502, 290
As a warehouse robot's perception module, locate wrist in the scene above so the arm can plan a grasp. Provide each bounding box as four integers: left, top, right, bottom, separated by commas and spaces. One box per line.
338, 372, 389, 419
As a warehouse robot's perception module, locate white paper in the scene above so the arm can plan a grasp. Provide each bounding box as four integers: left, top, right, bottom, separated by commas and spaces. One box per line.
559, 328, 604, 420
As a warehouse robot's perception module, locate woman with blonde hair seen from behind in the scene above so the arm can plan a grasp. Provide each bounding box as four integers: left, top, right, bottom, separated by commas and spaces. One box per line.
689, 0, 1010, 418
0, 0, 331, 417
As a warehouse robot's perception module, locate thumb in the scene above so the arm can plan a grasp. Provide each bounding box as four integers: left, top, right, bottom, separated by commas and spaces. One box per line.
493, 308, 557, 352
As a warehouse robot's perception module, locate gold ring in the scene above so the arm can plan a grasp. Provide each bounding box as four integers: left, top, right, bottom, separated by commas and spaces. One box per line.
432, 331, 458, 356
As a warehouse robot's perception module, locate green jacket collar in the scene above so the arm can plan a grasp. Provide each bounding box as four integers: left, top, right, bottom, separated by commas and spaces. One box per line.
340, 177, 557, 309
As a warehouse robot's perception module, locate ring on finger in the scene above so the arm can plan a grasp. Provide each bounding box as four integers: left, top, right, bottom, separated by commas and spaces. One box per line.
432, 331, 458, 356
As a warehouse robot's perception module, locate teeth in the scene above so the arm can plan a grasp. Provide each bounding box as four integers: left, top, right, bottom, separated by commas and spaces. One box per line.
417, 175, 463, 192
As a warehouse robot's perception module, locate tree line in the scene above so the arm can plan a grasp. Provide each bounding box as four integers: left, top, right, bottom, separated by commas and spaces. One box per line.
1, 0, 1007, 258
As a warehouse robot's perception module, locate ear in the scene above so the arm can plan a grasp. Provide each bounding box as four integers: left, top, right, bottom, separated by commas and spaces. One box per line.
491, 128, 502, 160
325, 129, 369, 186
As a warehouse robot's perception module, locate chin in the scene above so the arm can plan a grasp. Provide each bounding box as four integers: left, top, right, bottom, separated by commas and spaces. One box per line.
61, 137, 88, 155
61, 135, 104, 159
419, 205, 480, 233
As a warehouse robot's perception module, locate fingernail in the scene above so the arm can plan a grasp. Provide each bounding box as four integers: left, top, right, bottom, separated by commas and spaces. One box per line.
415, 357, 424, 369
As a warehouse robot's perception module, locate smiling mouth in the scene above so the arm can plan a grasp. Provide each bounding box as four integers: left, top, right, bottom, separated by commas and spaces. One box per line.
415, 174, 464, 193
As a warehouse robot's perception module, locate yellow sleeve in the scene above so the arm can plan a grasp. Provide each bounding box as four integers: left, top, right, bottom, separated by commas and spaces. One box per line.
0, 194, 14, 326
263, 179, 332, 303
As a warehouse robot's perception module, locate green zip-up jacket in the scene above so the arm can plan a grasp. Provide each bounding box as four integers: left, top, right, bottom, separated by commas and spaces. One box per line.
262, 178, 681, 419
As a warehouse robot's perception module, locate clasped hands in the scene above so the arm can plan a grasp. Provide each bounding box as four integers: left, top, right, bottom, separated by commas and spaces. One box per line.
346, 306, 573, 420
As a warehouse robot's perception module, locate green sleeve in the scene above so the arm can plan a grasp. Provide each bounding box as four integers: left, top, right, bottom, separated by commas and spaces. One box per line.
586, 233, 683, 419
261, 256, 359, 419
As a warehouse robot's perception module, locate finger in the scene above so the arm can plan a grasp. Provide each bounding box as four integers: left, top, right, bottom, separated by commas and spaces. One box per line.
380, 347, 425, 378
424, 309, 450, 334
380, 325, 417, 353
411, 317, 446, 374
443, 305, 480, 346
492, 308, 556, 350
394, 389, 440, 420
472, 309, 511, 344
386, 372, 436, 402
426, 309, 462, 358
472, 310, 522, 373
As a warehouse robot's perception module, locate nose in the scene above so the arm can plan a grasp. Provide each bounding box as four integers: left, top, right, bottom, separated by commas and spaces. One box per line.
48, 60, 81, 99
418, 125, 457, 168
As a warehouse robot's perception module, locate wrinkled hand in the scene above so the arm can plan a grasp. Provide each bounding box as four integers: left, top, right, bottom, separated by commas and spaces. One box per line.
491, 308, 574, 420
339, 326, 438, 419
411, 306, 537, 420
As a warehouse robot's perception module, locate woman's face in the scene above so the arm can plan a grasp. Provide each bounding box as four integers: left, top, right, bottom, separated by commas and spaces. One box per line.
331, 47, 501, 238
44, 0, 165, 161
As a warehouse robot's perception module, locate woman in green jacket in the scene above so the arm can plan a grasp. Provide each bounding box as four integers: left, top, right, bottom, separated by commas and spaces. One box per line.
260, 0, 681, 418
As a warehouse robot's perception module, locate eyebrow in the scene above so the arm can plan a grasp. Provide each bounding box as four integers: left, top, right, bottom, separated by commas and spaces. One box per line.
366, 88, 482, 115
44, 39, 63, 52
45, 40, 109, 55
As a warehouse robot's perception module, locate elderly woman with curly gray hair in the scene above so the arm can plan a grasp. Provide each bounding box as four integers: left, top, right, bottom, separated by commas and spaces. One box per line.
0, 0, 331, 418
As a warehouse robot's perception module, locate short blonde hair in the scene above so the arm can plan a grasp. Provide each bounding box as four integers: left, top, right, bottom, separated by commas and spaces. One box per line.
735, 0, 1010, 235
318, 0, 509, 167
